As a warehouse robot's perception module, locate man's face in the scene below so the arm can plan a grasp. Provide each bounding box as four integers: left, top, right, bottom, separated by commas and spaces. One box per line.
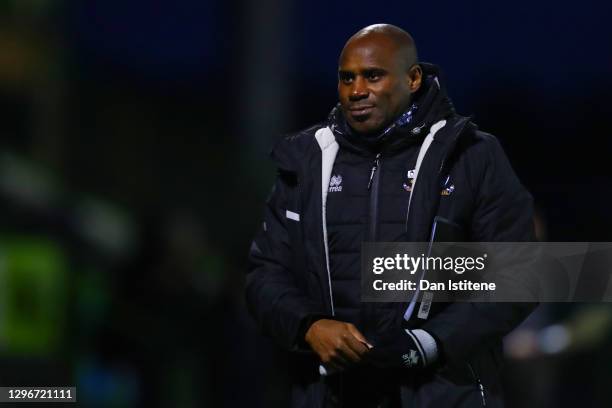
338, 35, 416, 135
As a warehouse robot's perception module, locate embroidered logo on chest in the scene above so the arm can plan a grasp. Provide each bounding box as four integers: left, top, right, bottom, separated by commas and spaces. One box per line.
328, 174, 343, 192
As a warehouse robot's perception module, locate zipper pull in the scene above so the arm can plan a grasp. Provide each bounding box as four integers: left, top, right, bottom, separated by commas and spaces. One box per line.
368, 153, 381, 190
479, 383, 486, 406
468, 362, 487, 407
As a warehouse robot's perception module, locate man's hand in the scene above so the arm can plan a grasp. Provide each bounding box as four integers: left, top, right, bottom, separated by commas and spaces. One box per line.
304, 319, 372, 371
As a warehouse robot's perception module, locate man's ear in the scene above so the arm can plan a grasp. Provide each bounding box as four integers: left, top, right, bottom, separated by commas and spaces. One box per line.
408, 65, 422, 93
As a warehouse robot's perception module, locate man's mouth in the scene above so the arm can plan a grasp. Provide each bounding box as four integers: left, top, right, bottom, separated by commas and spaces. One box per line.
349, 105, 375, 118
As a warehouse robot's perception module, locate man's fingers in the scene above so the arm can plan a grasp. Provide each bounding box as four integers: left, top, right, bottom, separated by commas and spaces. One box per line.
346, 324, 373, 349
309, 321, 373, 371
338, 339, 362, 363
344, 332, 369, 358
327, 350, 351, 368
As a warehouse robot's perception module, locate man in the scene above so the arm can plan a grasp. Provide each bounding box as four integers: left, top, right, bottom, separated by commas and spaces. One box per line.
246, 24, 535, 407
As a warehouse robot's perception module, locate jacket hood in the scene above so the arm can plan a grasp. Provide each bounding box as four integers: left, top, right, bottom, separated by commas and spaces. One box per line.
328, 62, 456, 155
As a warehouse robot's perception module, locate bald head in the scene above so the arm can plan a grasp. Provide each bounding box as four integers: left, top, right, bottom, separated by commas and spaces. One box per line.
341, 24, 418, 72
337, 24, 422, 135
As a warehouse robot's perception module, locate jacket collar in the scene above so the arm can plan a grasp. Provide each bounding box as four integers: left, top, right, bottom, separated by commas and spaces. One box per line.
404, 115, 474, 241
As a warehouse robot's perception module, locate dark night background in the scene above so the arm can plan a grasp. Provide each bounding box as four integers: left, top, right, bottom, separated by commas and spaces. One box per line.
0, 0, 611, 407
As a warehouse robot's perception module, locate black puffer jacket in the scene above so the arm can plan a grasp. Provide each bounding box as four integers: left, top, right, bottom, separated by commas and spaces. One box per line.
325, 63, 457, 341
246, 63, 535, 407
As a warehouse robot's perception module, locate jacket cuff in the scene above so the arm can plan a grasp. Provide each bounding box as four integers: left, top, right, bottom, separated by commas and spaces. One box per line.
405, 329, 439, 366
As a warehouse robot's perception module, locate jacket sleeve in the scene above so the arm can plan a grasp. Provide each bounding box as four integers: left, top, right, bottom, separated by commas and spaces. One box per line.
245, 173, 328, 352
421, 133, 537, 364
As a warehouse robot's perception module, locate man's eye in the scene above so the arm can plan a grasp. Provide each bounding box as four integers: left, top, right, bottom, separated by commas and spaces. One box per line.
367, 72, 381, 81
339, 74, 353, 84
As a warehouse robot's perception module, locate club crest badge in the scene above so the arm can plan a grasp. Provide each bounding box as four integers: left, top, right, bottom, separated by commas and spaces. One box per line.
329, 174, 343, 192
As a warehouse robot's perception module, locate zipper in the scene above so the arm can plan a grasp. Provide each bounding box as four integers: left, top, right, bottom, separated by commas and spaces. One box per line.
367, 152, 382, 241
467, 362, 487, 407
363, 152, 382, 336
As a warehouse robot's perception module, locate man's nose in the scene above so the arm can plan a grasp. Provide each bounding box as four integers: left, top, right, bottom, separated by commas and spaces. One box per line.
349, 77, 369, 100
